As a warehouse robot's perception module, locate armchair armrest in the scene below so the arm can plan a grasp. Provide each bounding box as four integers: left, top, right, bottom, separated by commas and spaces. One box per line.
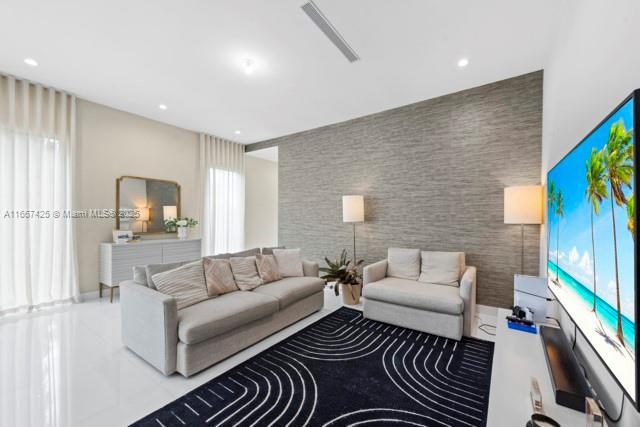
364, 259, 388, 285
459, 266, 477, 337
302, 260, 319, 277
120, 280, 178, 375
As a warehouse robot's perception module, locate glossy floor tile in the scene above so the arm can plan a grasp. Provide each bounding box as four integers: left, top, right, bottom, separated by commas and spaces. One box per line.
0, 289, 493, 426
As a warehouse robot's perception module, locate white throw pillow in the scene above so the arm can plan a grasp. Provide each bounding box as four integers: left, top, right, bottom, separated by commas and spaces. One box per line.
152, 260, 209, 310
273, 248, 304, 277
419, 251, 464, 287
387, 248, 421, 280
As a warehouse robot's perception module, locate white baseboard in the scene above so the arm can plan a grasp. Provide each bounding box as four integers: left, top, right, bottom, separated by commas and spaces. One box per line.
80, 290, 100, 301
80, 287, 119, 302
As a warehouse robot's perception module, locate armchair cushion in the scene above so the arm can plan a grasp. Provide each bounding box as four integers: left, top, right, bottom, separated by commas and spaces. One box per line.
363, 277, 463, 315
418, 251, 464, 287
387, 248, 421, 280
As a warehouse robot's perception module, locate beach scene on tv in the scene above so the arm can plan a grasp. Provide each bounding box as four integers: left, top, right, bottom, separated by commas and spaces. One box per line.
547, 98, 635, 397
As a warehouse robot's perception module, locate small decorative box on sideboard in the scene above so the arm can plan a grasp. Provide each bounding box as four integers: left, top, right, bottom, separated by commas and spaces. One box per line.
99, 238, 201, 302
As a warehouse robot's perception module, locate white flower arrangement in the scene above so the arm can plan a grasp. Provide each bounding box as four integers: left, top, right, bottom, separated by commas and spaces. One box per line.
164, 217, 198, 232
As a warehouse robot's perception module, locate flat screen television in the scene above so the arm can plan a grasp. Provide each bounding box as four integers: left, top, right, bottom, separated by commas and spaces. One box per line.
547, 90, 639, 408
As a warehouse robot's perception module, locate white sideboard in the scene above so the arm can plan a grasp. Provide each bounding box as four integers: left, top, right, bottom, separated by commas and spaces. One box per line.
99, 238, 201, 302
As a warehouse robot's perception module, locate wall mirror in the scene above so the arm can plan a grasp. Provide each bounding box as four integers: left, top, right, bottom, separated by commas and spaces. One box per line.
116, 176, 181, 234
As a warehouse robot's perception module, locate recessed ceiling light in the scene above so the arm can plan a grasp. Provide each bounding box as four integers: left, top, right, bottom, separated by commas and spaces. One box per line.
234, 130, 242, 135
158, 104, 168, 110
242, 58, 255, 75
457, 58, 469, 68
24, 58, 38, 67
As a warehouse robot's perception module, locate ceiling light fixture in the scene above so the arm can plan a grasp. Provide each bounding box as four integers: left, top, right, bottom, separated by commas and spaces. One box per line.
24, 58, 38, 67
234, 130, 242, 135
242, 58, 255, 75
457, 58, 469, 68
158, 104, 168, 110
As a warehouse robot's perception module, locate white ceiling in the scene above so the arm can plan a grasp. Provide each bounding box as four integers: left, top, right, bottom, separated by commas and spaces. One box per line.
0, 0, 565, 144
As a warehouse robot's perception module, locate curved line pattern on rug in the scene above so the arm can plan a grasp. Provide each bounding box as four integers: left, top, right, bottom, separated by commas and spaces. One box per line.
131, 307, 494, 427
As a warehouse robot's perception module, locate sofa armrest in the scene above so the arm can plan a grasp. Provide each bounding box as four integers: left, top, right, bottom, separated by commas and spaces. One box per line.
459, 266, 477, 337
120, 280, 178, 375
364, 259, 388, 285
302, 260, 319, 277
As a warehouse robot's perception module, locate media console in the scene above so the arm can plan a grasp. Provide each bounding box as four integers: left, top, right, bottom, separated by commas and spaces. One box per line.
487, 309, 598, 425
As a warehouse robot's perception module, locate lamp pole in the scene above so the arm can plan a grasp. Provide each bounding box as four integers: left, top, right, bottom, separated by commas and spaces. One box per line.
353, 222, 357, 262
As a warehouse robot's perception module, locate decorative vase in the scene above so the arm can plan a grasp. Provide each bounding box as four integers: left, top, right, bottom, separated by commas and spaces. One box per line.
341, 283, 362, 305
177, 226, 188, 240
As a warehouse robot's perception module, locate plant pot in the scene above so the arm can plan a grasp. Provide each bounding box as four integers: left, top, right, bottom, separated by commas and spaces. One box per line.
341, 283, 362, 305
177, 226, 188, 240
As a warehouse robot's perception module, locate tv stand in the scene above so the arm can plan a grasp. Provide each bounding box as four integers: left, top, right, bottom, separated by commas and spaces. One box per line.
540, 325, 593, 411
487, 309, 595, 426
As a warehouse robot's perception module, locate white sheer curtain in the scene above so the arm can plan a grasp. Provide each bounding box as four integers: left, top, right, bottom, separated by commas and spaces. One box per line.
0, 75, 79, 315
199, 134, 245, 255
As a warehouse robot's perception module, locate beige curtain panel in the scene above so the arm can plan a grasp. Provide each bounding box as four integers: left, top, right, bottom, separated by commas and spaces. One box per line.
0, 75, 79, 315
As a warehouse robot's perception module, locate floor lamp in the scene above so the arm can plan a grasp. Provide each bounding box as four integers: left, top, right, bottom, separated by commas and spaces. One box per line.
342, 195, 364, 261
504, 186, 543, 274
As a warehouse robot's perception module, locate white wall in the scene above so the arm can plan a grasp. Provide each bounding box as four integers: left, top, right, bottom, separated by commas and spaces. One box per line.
540, 1, 640, 424
76, 100, 200, 294
244, 155, 278, 249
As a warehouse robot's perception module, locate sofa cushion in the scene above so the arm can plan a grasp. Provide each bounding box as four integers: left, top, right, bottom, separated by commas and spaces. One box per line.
229, 257, 263, 291
273, 248, 304, 277
253, 277, 325, 309
256, 254, 282, 284
133, 265, 148, 286
145, 261, 183, 290
387, 248, 421, 280
152, 261, 209, 310
206, 248, 261, 260
178, 291, 279, 344
418, 251, 464, 287
203, 258, 238, 296
261, 246, 284, 255
363, 277, 463, 315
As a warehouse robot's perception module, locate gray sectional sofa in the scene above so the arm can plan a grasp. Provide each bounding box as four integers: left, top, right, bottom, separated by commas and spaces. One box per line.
362, 248, 476, 341
120, 250, 324, 377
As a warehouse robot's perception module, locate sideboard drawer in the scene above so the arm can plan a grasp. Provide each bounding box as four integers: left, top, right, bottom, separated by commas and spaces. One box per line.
163, 240, 202, 263
99, 239, 202, 289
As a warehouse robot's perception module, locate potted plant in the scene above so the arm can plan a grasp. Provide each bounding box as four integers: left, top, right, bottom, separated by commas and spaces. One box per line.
320, 249, 364, 305
164, 217, 198, 239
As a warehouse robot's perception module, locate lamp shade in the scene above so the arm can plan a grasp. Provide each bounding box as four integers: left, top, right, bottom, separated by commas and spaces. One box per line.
137, 207, 150, 222
504, 186, 542, 224
342, 195, 364, 223
163, 205, 177, 221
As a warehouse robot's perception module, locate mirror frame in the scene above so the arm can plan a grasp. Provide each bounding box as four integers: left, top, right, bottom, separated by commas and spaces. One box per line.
115, 175, 181, 235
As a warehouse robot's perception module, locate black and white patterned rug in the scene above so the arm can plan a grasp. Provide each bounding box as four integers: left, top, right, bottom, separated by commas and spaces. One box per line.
132, 307, 494, 427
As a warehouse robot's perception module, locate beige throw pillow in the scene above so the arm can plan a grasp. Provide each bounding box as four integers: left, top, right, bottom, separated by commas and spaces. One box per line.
387, 248, 421, 280
203, 257, 238, 296
256, 254, 282, 284
229, 257, 263, 290
418, 251, 464, 287
273, 248, 304, 277
152, 261, 209, 310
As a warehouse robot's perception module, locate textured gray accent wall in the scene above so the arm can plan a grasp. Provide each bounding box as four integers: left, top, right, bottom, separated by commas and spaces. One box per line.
248, 71, 543, 308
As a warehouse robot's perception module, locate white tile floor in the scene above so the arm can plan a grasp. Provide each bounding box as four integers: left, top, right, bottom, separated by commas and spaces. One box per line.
0, 289, 496, 427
